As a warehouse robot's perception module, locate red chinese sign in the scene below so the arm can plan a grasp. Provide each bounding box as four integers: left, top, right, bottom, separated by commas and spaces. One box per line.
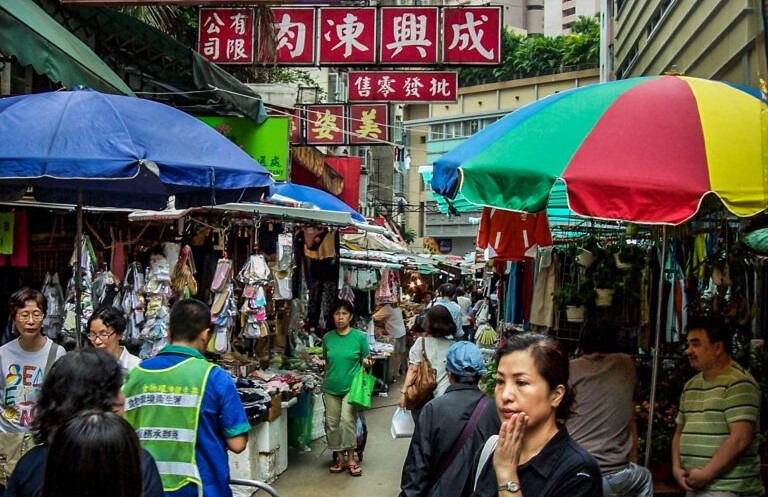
263, 8, 316, 65
306, 105, 345, 145
318, 8, 377, 65
380, 7, 439, 65
349, 104, 389, 144
290, 108, 304, 145
442, 6, 501, 65
198, 8, 255, 64
348, 71, 457, 103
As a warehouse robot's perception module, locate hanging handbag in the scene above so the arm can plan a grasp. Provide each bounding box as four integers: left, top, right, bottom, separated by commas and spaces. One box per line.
403, 338, 437, 410
347, 366, 375, 409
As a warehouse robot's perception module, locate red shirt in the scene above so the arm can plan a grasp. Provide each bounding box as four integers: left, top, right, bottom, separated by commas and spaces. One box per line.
476, 208, 552, 261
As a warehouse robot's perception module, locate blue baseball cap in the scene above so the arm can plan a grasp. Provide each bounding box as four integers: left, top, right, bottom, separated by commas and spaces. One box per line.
445, 342, 487, 377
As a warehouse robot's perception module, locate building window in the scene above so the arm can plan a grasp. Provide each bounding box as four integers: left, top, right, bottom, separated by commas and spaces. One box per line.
562, 7, 576, 16
647, 0, 673, 37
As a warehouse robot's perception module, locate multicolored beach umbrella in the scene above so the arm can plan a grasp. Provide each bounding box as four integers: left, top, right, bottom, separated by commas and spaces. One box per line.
432, 75, 768, 225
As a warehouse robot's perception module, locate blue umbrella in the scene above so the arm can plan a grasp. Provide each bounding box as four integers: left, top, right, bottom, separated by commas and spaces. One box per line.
268, 182, 366, 223
0, 89, 273, 347
0, 88, 272, 209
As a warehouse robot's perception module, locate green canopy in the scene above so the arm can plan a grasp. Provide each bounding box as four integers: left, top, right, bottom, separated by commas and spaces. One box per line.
0, 0, 133, 95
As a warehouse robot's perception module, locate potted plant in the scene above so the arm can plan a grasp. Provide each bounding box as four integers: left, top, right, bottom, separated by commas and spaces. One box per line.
555, 283, 591, 322
588, 249, 620, 307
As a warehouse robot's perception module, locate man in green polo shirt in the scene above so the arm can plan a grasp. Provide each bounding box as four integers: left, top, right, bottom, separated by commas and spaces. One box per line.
672, 316, 763, 497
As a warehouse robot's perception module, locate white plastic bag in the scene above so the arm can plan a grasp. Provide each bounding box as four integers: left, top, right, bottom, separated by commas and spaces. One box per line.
390, 407, 415, 439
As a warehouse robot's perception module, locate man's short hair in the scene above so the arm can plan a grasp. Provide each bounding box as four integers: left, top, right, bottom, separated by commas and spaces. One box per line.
439, 283, 457, 299
580, 321, 619, 354
169, 299, 211, 343
685, 315, 732, 354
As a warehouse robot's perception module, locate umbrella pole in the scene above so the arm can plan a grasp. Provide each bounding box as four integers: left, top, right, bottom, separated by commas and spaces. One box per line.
644, 225, 668, 467
75, 183, 83, 350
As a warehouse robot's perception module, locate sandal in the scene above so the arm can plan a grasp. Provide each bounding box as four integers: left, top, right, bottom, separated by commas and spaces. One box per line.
348, 462, 362, 477
329, 461, 346, 474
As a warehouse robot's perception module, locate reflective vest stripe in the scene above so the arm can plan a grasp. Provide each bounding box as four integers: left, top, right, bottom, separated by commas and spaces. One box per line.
155, 461, 201, 480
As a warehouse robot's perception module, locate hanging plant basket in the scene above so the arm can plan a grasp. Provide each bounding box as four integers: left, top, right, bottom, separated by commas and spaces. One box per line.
595, 288, 615, 307
565, 305, 586, 322
576, 249, 595, 268
614, 253, 632, 271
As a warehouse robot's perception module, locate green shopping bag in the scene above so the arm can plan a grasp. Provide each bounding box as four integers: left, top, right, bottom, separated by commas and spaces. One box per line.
347, 367, 375, 409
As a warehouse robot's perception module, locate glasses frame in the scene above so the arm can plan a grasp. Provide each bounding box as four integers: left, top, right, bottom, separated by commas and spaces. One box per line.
87, 330, 117, 341
16, 312, 45, 322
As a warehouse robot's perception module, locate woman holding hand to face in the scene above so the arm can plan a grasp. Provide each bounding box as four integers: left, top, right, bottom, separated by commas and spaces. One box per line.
470, 334, 602, 497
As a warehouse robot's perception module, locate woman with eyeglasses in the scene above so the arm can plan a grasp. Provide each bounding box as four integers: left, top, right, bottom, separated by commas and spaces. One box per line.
0, 288, 65, 434
87, 306, 140, 372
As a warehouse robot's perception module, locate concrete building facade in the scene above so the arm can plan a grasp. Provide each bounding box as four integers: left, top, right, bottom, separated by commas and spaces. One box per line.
612, 0, 767, 87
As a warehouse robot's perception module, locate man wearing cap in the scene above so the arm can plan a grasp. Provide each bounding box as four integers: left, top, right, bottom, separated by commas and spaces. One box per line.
399, 342, 499, 497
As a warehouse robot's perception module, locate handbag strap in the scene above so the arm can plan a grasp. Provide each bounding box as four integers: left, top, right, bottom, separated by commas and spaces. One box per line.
43, 341, 60, 377
435, 394, 490, 479
474, 434, 499, 491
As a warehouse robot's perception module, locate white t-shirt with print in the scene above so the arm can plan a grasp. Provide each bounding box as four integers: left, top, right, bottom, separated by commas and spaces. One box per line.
0, 338, 65, 432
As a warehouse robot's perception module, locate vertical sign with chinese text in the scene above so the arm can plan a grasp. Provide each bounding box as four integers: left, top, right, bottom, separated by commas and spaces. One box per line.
318, 8, 377, 65
198, 8, 255, 64
442, 6, 501, 65
263, 7, 316, 65
349, 104, 389, 144
380, 7, 439, 65
306, 105, 346, 145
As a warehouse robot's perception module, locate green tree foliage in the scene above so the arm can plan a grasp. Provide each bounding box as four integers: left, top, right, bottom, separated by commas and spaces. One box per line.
458, 15, 600, 87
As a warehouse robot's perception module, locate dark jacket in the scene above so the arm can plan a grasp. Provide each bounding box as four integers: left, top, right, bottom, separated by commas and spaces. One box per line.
5, 444, 164, 497
470, 426, 603, 497
399, 383, 500, 497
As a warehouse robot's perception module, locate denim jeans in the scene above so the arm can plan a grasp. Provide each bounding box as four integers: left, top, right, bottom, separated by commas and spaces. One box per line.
603, 462, 654, 497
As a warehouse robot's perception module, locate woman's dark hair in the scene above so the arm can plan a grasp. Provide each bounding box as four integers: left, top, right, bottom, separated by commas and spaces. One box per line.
87, 306, 127, 336
332, 299, 356, 319
496, 333, 574, 421
424, 305, 456, 338
169, 298, 211, 343
41, 410, 143, 497
32, 349, 123, 444
8, 288, 46, 319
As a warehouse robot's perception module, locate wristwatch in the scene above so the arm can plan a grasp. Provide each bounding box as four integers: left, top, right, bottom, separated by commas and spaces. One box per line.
497, 481, 521, 493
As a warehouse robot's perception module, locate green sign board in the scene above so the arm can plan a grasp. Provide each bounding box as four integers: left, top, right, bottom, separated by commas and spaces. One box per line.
198, 115, 290, 181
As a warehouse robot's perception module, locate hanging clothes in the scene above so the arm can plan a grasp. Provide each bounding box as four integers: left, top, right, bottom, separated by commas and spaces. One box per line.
476, 208, 552, 261
530, 249, 558, 329
0, 211, 28, 267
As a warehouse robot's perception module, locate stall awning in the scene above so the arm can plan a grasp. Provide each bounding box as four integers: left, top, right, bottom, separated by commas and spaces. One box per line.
0, 0, 133, 95
34, 0, 266, 122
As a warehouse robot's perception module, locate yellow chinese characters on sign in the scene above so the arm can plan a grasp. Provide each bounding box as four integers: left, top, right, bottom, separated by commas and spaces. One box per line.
350, 104, 388, 144
306, 105, 345, 145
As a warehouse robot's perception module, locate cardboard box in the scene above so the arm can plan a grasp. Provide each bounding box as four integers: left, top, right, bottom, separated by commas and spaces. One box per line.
267, 393, 281, 422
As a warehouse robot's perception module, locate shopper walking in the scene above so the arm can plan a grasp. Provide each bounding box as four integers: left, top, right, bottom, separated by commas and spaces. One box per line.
399, 341, 498, 497
87, 306, 140, 371
323, 300, 371, 477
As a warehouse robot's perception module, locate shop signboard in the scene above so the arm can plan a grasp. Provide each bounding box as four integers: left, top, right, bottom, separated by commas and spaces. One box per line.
198, 8, 255, 64
348, 71, 457, 103
318, 7, 377, 65
379, 7, 439, 65
306, 105, 346, 145
197, 115, 290, 181
290, 108, 304, 145
262, 7, 317, 65
349, 104, 389, 144
441, 6, 502, 65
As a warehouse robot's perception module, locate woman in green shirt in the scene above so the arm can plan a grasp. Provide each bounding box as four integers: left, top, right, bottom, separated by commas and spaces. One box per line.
323, 300, 371, 477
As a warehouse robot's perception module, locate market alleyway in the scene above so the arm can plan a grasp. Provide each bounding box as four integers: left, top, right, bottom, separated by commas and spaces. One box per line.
268, 380, 410, 497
